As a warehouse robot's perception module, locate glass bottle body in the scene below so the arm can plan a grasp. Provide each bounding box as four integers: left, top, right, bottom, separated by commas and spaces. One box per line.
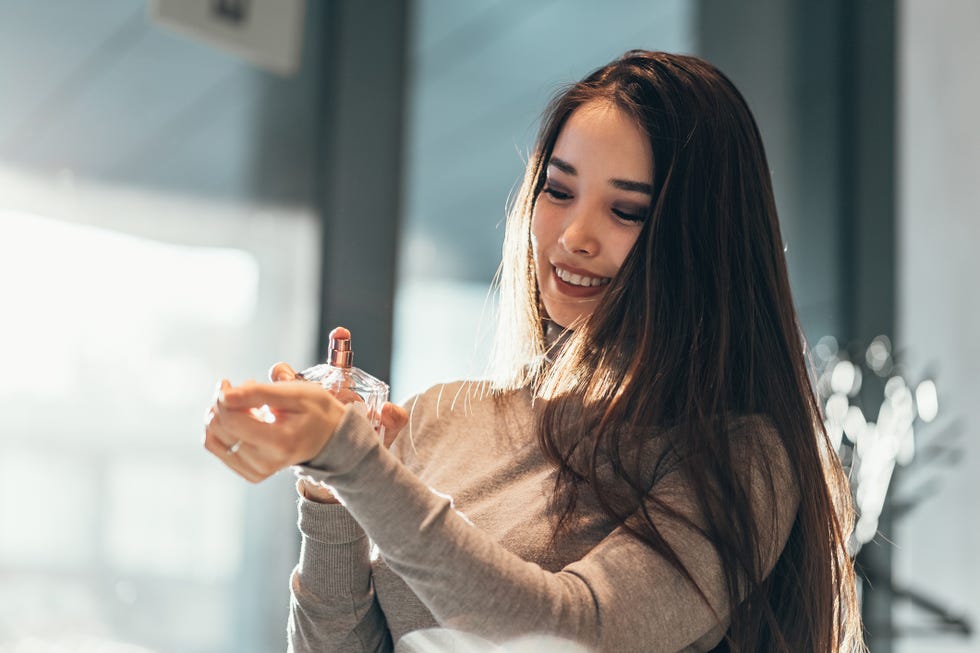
299, 361, 389, 441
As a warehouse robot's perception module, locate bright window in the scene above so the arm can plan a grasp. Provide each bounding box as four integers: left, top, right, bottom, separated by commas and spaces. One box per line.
0, 172, 319, 652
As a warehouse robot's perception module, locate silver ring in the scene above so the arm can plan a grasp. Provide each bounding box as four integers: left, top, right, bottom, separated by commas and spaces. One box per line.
226, 440, 242, 455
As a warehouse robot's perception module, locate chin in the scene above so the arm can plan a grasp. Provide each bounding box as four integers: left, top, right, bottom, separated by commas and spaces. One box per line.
543, 304, 593, 330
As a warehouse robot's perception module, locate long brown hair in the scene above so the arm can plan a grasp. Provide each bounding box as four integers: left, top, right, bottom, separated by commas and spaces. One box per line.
489, 51, 864, 652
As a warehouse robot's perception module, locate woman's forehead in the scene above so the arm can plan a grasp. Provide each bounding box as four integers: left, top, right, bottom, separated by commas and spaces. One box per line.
551, 100, 653, 182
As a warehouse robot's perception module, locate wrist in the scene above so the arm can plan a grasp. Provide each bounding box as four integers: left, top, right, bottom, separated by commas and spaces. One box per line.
300, 391, 349, 465
296, 477, 341, 505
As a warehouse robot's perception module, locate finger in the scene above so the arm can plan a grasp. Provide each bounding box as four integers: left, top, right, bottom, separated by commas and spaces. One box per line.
212, 378, 232, 403
330, 387, 365, 405
225, 440, 280, 482
207, 380, 280, 482
211, 400, 280, 446
329, 325, 351, 341
221, 380, 315, 412
381, 402, 408, 447
205, 405, 251, 449
203, 425, 267, 483
212, 397, 324, 470
268, 362, 298, 383
381, 402, 408, 433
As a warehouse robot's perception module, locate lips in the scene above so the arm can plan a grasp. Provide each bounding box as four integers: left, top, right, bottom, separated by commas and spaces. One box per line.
550, 264, 611, 298
554, 264, 610, 287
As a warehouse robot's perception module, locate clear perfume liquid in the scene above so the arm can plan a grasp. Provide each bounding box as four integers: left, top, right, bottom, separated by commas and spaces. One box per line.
298, 332, 389, 441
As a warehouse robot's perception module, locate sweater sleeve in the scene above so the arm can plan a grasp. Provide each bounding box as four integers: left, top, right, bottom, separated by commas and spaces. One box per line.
302, 407, 799, 653
287, 497, 393, 653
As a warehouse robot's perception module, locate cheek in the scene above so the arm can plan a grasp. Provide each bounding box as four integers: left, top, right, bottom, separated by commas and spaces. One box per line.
531, 202, 562, 243
529, 207, 551, 263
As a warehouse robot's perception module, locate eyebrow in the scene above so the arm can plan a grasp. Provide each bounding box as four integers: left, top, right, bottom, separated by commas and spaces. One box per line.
548, 156, 654, 196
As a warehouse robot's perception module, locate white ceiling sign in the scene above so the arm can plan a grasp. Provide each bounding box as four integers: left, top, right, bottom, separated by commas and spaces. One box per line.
150, 0, 306, 76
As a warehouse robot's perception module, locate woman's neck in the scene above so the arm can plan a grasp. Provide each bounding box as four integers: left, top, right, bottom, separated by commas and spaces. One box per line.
543, 319, 572, 363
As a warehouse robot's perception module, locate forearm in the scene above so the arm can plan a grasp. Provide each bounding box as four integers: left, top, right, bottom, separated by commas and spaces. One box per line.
288, 498, 392, 653
303, 412, 605, 647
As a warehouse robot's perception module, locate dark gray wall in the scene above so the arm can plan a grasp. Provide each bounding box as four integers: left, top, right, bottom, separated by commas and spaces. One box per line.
314, 0, 410, 378
699, 1, 897, 649
698, 0, 849, 346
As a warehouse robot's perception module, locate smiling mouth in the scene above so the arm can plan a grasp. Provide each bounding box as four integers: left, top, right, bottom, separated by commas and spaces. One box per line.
553, 265, 611, 288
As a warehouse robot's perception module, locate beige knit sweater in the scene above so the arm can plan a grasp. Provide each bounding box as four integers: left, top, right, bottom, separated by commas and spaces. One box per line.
288, 380, 798, 653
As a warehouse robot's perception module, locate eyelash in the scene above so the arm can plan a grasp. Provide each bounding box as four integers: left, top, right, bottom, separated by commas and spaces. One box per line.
541, 186, 646, 224
542, 187, 572, 201
613, 209, 646, 223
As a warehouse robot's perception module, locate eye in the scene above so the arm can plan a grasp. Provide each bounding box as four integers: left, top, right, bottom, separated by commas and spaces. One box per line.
612, 208, 647, 223
542, 186, 572, 201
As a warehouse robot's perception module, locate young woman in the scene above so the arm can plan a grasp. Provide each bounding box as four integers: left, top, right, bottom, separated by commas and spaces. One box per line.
205, 51, 865, 652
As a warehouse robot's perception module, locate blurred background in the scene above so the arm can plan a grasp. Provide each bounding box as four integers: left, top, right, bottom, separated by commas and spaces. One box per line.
0, 1, 976, 651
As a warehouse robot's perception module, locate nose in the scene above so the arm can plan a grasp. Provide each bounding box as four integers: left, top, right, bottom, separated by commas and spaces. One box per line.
558, 205, 600, 256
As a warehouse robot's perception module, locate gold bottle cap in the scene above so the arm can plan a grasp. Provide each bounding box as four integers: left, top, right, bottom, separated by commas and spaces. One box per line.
329, 335, 353, 368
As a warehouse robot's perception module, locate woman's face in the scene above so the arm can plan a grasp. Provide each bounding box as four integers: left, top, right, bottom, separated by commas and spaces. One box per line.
531, 100, 654, 329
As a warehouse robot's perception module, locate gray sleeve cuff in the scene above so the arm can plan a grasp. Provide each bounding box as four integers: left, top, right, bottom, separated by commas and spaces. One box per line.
295, 402, 384, 479
297, 496, 366, 544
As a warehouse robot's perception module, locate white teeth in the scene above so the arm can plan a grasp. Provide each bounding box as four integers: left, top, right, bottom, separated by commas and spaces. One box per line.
554, 266, 610, 287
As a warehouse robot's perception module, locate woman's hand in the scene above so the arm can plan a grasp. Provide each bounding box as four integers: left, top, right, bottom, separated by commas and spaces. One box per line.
204, 329, 408, 503
266, 359, 410, 504
264, 362, 341, 503
268, 359, 409, 448
203, 378, 346, 484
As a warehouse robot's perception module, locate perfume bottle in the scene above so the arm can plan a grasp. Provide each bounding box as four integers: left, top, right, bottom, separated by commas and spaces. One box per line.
297, 328, 389, 441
